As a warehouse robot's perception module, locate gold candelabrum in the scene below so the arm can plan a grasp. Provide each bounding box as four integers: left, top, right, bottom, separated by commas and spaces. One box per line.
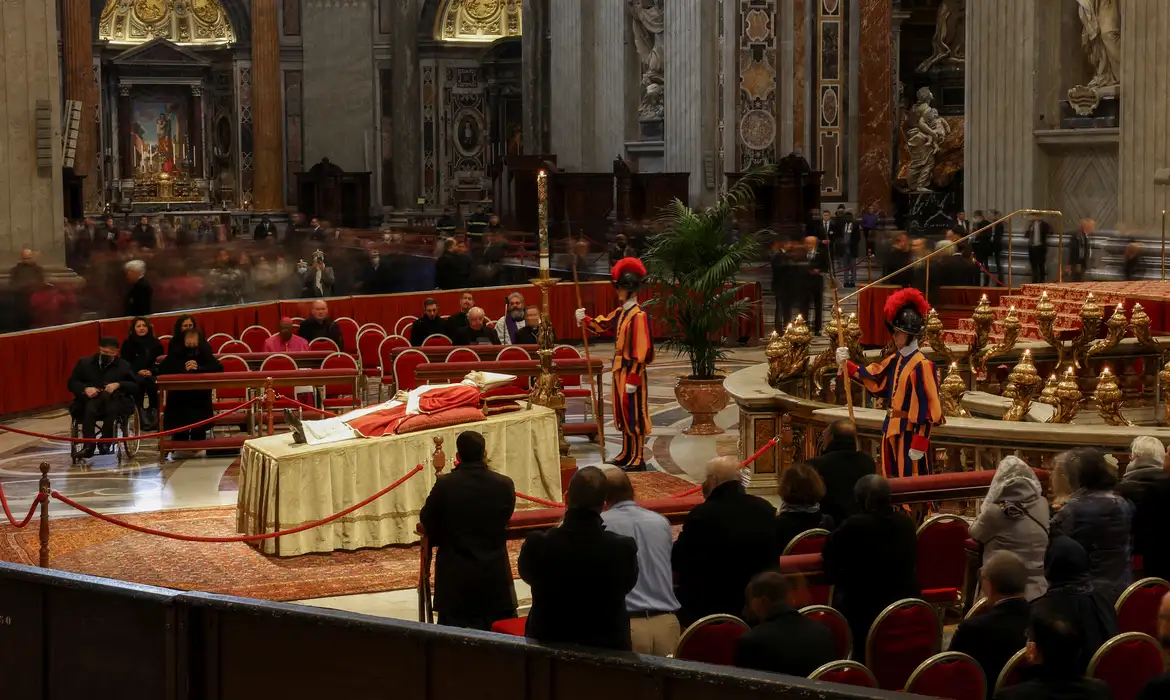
1002, 349, 1042, 422
1093, 366, 1133, 427
1160, 361, 1170, 426
810, 309, 862, 394
940, 362, 971, 418
527, 168, 569, 456
966, 294, 995, 377
1037, 373, 1060, 407
971, 305, 1022, 380
1036, 291, 1103, 371
1086, 303, 1128, 359
766, 315, 814, 387
924, 309, 954, 366
1049, 366, 1084, 424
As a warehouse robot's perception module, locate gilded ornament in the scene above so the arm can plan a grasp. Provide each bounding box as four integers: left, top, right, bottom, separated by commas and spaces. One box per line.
1002, 350, 1041, 422
1093, 367, 1133, 427
1049, 368, 1084, 424
463, 0, 502, 22
924, 308, 954, 365
1037, 373, 1059, 407
1086, 302, 1127, 358
191, 0, 221, 24
940, 362, 970, 419
1160, 361, 1170, 426
135, 0, 167, 24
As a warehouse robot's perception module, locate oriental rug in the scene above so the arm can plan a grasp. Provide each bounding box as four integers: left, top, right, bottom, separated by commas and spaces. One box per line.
0, 470, 695, 602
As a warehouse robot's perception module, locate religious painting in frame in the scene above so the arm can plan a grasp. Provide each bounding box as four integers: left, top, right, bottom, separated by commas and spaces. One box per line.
129, 89, 193, 178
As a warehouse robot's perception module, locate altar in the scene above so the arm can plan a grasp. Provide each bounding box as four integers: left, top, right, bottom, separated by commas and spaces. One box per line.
236, 405, 563, 557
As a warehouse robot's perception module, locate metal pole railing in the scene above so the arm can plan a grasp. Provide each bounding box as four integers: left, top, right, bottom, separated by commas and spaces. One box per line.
839, 208, 1065, 304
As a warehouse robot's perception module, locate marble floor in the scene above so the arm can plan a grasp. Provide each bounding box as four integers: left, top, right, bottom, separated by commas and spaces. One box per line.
0, 265, 853, 622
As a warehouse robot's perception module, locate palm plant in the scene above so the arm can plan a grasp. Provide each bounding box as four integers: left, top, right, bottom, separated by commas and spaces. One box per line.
642, 166, 773, 380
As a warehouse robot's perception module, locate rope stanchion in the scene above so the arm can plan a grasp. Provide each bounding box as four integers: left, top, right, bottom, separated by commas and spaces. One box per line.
0, 482, 44, 528
49, 464, 424, 543
515, 491, 563, 508
0, 396, 262, 445
670, 436, 781, 499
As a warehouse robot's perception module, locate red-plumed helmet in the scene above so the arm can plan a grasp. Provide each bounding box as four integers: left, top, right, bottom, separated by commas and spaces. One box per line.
883, 287, 930, 335
611, 257, 646, 292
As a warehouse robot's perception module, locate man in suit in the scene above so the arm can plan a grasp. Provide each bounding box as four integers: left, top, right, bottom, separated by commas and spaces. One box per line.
734, 572, 839, 677
519, 466, 639, 651
131, 216, 156, 249
419, 431, 517, 631
810, 209, 833, 242
931, 234, 981, 295
672, 457, 780, 627
514, 306, 548, 345
998, 610, 1111, 700
805, 420, 876, 527
360, 248, 393, 295
801, 235, 828, 335
253, 214, 277, 242
1026, 214, 1053, 283
67, 337, 140, 459
831, 209, 859, 288
1066, 219, 1094, 282
949, 551, 1032, 699
954, 210, 971, 238
971, 210, 993, 286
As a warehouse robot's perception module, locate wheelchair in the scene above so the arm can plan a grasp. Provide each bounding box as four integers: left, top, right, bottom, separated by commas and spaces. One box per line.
69, 401, 142, 465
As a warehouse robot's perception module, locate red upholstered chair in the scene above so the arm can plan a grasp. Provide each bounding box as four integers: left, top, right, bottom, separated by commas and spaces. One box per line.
496, 346, 532, 393
490, 616, 527, 637
916, 514, 970, 614
259, 353, 304, 409
393, 349, 428, 393
422, 333, 452, 346
395, 315, 417, 337
214, 355, 250, 411
309, 337, 340, 352
1115, 577, 1170, 638
378, 336, 411, 395
334, 317, 359, 353
357, 328, 387, 398
672, 614, 749, 666
866, 598, 942, 690
784, 529, 831, 606
445, 348, 480, 363
553, 344, 593, 418
290, 317, 303, 332
357, 322, 386, 337
320, 352, 359, 411
963, 597, 992, 620
904, 651, 987, 700
218, 339, 250, 354
1087, 632, 1166, 700
808, 660, 878, 687
158, 334, 171, 355
993, 648, 1031, 696
800, 605, 852, 660
240, 325, 272, 352
206, 332, 233, 352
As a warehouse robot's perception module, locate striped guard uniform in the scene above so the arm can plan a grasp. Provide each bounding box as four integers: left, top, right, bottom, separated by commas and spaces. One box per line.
845, 345, 943, 477
586, 301, 655, 468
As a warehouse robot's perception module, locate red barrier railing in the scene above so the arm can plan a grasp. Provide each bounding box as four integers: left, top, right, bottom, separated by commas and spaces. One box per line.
670, 435, 780, 499
0, 396, 262, 444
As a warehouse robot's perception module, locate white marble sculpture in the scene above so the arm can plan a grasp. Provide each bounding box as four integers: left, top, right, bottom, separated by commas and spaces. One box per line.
917, 0, 966, 72
1075, 0, 1121, 91
905, 89, 950, 192
628, 0, 664, 121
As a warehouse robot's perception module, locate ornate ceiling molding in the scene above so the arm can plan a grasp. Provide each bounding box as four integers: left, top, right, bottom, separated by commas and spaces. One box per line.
434, 0, 522, 43
98, 0, 237, 46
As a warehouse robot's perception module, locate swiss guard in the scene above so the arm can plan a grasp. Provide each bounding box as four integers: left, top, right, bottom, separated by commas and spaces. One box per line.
575, 257, 655, 471
836, 288, 943, 477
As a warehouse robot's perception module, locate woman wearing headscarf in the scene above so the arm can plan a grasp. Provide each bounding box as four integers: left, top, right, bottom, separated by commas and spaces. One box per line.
1031, 536, 1118, 674
822, 474, 919, 650
120, 316, 164, 430
969, 456, 1049, 600
1050, 447, 1134, 602
157, 323, 222, 444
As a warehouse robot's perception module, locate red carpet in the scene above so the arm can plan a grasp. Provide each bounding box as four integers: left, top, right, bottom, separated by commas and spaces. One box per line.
0, 471, 695, 601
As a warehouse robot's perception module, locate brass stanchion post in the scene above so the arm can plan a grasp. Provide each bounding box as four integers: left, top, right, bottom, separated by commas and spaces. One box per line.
38, 462, 50, 567
265, 378, 275, 436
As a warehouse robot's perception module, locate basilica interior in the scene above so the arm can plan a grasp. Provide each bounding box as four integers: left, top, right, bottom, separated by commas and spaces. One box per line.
2, 1, 1170, 699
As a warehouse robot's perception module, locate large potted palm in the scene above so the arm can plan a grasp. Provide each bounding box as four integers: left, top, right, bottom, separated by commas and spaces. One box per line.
642, 169, 769, 435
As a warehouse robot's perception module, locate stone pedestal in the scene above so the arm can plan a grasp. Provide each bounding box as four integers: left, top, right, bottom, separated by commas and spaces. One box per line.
0, 0, 66, 266
251, 0, 284, 212
857, 0, 893, 215
738, 410, 781, 496
62, 0, 97, 212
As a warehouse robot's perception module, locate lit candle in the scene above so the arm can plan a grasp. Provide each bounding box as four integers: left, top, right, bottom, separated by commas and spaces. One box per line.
536, 169, 549, 274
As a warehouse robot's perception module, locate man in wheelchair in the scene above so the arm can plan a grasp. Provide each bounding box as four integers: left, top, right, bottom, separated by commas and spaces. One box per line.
67, 336, 140, 458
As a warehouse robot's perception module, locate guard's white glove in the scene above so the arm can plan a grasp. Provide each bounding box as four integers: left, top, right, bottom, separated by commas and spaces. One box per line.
625, 384, 637, 394
574, 308, 587, 325
835, 347, 850, 366
908, 448, 926, 461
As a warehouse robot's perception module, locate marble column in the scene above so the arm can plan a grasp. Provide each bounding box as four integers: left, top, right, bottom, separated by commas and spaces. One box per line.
792, 0, 808, 152
665, 0, 704, 202
391, 0, 421, 207
251, 0, 284, 212
592, 0, 628, 171
522, 0, 550, 155
856, 0, 892, 213
0, 0, 65, 266
1119, 0, 1170, 233
550, 0, 586, 168
965, 0, 1043, 217
61, 0, 97, 210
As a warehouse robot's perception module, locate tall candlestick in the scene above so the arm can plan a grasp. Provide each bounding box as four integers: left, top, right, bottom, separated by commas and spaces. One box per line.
537, 169, 550, 277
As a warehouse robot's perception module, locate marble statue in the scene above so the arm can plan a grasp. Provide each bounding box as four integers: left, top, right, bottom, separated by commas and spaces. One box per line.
917, 0, 965, 72
1075, 0, 1121, 91
628, 0, 665, 121
905, 89, 951, 192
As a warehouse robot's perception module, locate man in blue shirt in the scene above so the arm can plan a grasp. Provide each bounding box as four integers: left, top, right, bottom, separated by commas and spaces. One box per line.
601, 468, 681, 655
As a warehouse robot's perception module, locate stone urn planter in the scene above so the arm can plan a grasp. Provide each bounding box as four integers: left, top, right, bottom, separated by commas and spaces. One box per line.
675, 377, 729, 435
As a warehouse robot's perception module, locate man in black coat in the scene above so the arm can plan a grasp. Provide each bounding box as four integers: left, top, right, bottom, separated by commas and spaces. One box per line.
130, 216, 156, 249
998, 610, 1111, 700
806, 420, 875, 526
971, 210, 993, 285
800, 235, 828, 335
410, 298, 450, 346
419, 431, 517, 631
519, 466, 638, 651
123, 260, 152, 317
514, 306, 548, 345
67, 337, 140, 458
822, 475, 919, 648
949, 551, 1032, 699
1026, 214, 1053, 283
360, 248, 394, 295
672, 457, 779, 627
296, 300, 344, 347
253, 215, 277, 242
734, 571, 838, 677
1116, 437, 1170, 581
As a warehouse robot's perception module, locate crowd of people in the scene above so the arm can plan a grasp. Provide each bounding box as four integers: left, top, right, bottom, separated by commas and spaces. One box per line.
418, 419, 1170, 697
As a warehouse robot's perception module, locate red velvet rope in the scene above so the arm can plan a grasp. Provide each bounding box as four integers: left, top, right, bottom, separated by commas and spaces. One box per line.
973, 259, 1008, 288
514, 491, 562, 508
0, 396, 262, 445
277, 396, 340, 419
49, 464, 424, 543
0, 484, 44, 528
670, 436, 781, 499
